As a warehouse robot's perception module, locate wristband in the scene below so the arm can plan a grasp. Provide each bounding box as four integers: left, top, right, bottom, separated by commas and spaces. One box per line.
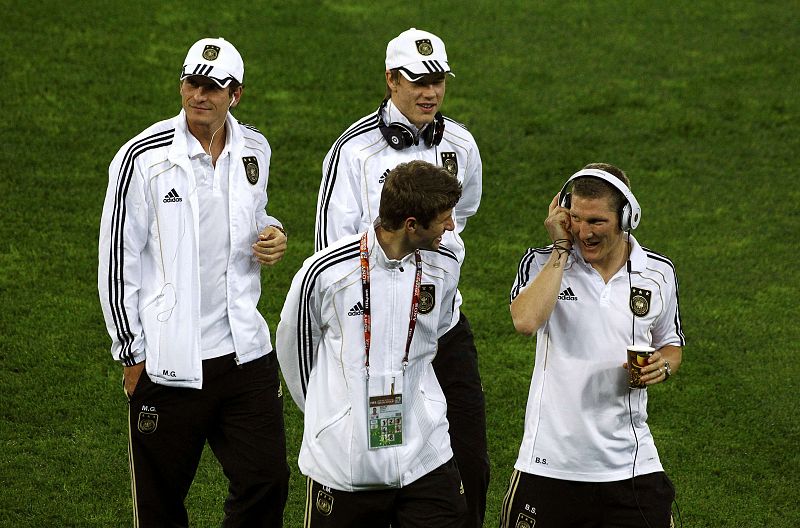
552, 238, 571, 256
551, 239, 571, 267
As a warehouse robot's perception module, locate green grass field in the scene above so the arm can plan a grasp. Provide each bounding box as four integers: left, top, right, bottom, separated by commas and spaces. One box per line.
1, 1, 798, 526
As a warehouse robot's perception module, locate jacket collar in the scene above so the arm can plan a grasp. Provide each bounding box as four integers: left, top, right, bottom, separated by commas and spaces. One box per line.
167, 110, 244, 167
368, 222, 417, 271
383, 99, 427, 136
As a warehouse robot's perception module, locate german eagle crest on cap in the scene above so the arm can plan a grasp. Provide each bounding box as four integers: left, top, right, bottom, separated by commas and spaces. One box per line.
441, 152, 458, 176
242, 156, 259, 185
419, 284, 435, 314
202, 45, 220, 61
630, 287, 651, 317
415, 39, 433, 56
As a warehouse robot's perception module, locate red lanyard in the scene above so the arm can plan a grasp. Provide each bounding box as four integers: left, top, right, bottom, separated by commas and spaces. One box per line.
360, 232, 422, 377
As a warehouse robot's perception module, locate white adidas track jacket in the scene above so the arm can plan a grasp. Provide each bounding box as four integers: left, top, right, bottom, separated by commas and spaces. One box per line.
314, 102, 482, 332
276, 225, 460, 491
314, 102, 482, 258
98, 110, 281, 389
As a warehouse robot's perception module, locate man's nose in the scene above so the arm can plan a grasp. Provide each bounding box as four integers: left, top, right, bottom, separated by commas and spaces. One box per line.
421, 84, 437, 97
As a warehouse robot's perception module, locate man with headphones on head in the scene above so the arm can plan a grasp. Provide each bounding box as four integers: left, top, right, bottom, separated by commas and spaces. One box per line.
501, 163, 685, 528
314, 27, 488, 528
98, 37, 289, 526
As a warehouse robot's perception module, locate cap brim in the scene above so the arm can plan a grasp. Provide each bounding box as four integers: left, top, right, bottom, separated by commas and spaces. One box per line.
396, 61, 453, 82
180, 64, 238, 88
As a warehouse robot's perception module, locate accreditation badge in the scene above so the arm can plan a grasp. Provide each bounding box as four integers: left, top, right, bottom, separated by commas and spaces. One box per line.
366, 374, 405, 449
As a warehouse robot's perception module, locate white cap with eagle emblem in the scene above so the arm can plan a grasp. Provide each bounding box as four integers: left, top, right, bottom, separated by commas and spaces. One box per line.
385, 28, 454, 82
180, 37, 244, 88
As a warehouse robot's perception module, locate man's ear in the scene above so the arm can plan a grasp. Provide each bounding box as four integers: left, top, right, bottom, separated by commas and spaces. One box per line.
404, 217, 418, 232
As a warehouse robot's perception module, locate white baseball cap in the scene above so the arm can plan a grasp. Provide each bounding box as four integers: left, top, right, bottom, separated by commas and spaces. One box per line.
180, 37, 244, 88
385, 28, 454, 82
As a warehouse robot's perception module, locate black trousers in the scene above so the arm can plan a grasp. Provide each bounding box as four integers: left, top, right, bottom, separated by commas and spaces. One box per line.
127, 353, 289, 527
432, 313, 490, 528
499, 470, 676, 528
304, 458, 467, 528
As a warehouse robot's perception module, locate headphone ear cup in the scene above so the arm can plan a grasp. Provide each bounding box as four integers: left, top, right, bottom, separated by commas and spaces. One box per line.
560, 192, 572, 209
380, 122, 414, 150
423, 113, 445, 147
422, 122, 434, 147
620, 204, 632, 231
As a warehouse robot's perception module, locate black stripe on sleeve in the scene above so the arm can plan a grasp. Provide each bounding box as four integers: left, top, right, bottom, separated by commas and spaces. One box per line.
644, 249, 686, 345
316, 114, 380, 251
238, 121, 264, 135
295, 241, 360, 396
442, 116, 470, 132
107, 129, 174, 365
436, 244, 458, 263
510, 247, 551, 302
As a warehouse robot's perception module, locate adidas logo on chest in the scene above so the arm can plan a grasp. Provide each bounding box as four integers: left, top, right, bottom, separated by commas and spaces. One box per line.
557, 287, 578, 301
348, 301, 365, 316
162, 188, 183, 203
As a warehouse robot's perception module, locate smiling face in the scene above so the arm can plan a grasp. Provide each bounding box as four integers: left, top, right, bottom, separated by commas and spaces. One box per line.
180, 75, 240, 135
409, 208, 455, 251
568, 194, 629, 272
386, 72, 446, 128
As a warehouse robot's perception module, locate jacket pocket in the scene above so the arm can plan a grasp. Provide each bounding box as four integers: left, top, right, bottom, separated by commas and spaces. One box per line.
315, 405, 352, 439
413, 375, 449, 442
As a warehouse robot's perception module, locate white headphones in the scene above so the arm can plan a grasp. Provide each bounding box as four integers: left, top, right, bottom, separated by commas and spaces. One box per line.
558, 168, 642, 230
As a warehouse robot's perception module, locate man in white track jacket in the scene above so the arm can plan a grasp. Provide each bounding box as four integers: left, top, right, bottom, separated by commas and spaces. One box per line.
98, 37, 289, 527
314, 28, 488, 528
278, 161, 467, 528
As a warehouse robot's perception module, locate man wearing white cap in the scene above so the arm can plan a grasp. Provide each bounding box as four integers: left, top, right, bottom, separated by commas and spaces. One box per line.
314, 28, 488, 528
99, 37, 289, 527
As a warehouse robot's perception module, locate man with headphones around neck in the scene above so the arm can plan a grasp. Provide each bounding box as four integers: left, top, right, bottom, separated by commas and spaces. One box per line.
98, 37, 289, 526
314, 27, 488, 528
501, 163, 685, 527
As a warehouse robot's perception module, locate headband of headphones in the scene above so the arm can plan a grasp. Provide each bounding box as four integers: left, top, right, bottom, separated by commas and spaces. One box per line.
558, 168, 642, 230
378, 99, 444, 150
